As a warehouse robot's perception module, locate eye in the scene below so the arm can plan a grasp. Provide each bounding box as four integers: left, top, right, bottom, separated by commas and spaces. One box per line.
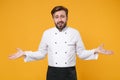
54, 15, 59, 19
61, 15, 65, 18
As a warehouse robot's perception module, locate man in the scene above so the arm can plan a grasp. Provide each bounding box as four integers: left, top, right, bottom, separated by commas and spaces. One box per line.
9, 6, 113, 80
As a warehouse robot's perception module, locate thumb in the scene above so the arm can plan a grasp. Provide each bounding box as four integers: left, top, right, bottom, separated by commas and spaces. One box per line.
99, 43, 104, 49
16, 48, 22, 52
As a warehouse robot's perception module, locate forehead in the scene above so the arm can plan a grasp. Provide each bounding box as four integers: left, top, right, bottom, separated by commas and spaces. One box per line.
53, 10, 66, 16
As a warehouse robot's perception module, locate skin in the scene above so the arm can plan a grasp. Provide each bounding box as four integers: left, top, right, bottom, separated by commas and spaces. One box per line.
52, 10, 68, 31
9, 10, 113, 60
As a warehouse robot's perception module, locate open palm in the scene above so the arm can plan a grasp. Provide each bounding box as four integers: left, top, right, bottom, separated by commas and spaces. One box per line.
9, 48, 25, 60
96, 44, 113, 55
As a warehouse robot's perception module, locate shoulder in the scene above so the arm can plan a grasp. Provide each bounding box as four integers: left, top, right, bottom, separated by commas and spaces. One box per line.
43, 27, 56, 34
68, 27, 80, 34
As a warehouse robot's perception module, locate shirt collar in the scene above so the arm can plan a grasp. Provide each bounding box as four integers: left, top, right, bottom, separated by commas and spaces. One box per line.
55, 26, 68, 32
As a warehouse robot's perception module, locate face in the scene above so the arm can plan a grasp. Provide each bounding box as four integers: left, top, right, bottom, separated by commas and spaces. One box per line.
52, 10, 68, 31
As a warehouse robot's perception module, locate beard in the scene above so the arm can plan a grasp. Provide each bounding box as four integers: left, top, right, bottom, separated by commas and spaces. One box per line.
55, 21, 67, 31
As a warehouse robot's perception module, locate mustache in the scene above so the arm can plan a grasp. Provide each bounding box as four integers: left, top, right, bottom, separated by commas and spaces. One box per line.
57, 21, 64, 24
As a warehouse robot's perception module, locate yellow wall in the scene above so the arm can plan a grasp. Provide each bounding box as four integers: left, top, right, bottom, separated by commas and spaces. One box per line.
0, 0, 120, 80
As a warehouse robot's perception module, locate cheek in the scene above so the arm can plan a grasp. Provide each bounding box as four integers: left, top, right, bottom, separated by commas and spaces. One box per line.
62, 18, 67, 22
53, 19, 58, 23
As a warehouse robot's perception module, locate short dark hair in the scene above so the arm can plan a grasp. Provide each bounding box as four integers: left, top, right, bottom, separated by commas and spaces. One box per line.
51, 6, 68, 17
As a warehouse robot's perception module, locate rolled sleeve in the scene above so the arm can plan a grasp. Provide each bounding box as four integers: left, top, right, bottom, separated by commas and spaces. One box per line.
24, 31, 48, 62
79, 49, 99, 60
76, 31, 99, 60
24, 51, 47, 62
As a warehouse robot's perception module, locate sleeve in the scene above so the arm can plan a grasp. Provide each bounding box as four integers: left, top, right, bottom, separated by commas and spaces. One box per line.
76, 31, 98, 60
24, 31, 48, 62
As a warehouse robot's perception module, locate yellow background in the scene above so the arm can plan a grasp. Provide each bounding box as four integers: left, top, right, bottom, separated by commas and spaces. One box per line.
0, 0, 120, 80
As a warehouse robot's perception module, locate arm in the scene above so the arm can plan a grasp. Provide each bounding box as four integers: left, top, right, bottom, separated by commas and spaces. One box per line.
9, 47, 47, 62
76, 32, 113, 60
9, 31, 48, 62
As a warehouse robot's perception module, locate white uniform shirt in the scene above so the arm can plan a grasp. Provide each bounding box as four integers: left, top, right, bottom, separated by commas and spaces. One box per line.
24, 27, 98, 67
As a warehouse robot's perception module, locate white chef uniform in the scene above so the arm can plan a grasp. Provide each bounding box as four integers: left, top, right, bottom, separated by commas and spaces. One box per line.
24, 26, 98, 67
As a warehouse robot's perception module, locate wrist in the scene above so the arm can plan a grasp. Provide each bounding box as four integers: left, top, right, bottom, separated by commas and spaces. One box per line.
94, 48, 99, 54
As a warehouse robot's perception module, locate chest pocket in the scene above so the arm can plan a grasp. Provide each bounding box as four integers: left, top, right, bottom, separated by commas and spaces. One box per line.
67, 41, 76, 49
66, 41, 76, 54
67, 35, 76, 46
67, 42, 76, 46
66, 33, 77, 49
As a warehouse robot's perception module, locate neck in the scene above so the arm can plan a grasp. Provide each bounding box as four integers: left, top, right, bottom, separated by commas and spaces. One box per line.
56, 26, 66, 32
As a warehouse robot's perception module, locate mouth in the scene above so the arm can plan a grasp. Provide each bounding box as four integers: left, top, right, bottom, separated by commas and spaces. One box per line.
57, 21, 64, 27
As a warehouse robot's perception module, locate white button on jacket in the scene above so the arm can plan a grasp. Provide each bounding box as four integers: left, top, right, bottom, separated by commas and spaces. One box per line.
24, 27, 98, 67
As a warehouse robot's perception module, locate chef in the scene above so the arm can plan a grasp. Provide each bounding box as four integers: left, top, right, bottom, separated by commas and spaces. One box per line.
9, 6, 113, 80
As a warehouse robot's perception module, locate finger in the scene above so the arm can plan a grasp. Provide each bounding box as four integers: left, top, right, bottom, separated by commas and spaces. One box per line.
103, 50, 114, 55
16, 48, 22, 52
8, 55, 16, 59
16, 48, 21, 51
107, 50, 114, 54
8, 52, 19, 59
98, 44, 104, 50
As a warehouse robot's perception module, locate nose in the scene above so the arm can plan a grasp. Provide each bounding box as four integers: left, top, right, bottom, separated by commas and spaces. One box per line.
58, 17, 62, 22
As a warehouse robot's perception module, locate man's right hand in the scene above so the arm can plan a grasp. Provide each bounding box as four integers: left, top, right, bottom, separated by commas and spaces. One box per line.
9, 48, 25, 60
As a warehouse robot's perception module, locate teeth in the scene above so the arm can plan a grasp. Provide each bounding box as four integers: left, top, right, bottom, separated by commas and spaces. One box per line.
58, 23, 62, 25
